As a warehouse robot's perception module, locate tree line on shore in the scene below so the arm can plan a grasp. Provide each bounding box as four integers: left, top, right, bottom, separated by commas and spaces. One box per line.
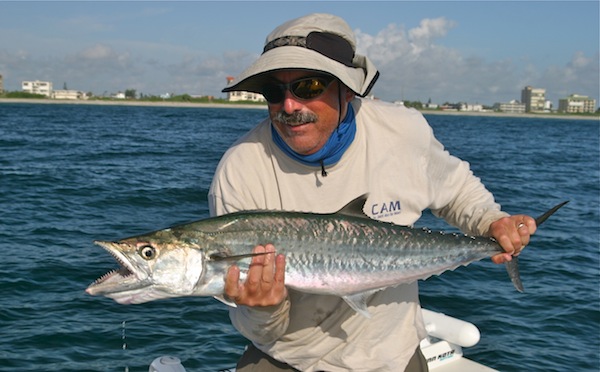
0, 90, 266, 106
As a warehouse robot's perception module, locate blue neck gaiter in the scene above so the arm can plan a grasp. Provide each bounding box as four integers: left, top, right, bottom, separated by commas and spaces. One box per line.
271, 104, 356, 170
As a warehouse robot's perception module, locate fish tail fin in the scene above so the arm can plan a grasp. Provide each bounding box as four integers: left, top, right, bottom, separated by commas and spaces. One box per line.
505, 258, 524, 292
505, 200, 569, 292
535, 200, 569, 226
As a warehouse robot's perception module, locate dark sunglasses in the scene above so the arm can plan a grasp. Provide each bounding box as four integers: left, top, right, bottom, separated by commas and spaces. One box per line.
261, 76, 336, 104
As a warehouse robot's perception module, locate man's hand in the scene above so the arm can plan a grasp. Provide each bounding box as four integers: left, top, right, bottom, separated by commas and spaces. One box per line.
224, 244, 287, 307
489, 215, 537, 264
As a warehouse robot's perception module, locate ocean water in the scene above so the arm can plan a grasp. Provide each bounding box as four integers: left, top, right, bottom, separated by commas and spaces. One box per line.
0, 102, 598, 372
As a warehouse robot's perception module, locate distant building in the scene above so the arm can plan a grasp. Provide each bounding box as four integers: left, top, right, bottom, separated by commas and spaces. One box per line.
493, 100, 526, 114
0, 74, 4, 94
459, 103, 484, 112
439, 104, 459, 111
521, 86, 546, 112
52, 90, 87, 100
225, 76, 266, 102
424, 98, 438, 109
22, 80, 53, 97
558, 94, 596, 114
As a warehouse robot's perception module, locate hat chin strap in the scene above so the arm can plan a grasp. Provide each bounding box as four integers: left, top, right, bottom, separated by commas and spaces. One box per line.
321, 82, 349, 178
271, 92, 355, 178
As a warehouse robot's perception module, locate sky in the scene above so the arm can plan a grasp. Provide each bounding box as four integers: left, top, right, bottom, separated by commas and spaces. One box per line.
1, 1, 598, 106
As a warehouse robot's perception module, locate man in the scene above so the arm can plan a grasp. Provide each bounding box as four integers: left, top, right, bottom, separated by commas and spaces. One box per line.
209, 13, 536, 372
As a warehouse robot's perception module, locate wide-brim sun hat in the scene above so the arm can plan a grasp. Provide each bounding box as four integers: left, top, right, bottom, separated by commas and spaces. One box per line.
222, 13, 379, 97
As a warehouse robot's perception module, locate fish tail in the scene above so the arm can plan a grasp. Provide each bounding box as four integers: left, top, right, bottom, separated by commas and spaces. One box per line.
506, 200, 569, 292
534, 200, 569, 226
505, 258, 524, 292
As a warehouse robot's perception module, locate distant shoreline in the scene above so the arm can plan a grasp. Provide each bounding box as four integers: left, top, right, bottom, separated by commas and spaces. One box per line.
420, 109, 599, 121
0, 98, 268, 110
1, 98, 598, 121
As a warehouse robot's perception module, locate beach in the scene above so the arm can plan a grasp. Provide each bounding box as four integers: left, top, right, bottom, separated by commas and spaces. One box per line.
0, 97, 267, 110
2, 98, 598, 120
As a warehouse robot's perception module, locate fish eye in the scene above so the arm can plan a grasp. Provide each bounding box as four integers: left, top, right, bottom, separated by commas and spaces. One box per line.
138, 245, 156, 260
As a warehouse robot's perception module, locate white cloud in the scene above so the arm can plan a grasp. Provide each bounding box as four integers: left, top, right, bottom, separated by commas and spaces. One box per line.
355, 19, 599, 106
0, 16, 596, 106
356, 18, 456, 65
408, 17, 457, 55
79, 44, 116, 60
157, 49, 259, 96
570, 51, 592, 69
539, 51, 600, 101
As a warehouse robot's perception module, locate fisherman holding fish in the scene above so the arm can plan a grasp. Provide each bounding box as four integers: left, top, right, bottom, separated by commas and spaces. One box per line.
209, 13, 536, 372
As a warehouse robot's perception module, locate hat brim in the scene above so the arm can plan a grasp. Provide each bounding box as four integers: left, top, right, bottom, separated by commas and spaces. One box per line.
223, 46, 376, 97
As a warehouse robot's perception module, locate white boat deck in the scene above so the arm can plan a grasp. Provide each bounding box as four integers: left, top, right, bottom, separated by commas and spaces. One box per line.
421, 309, 497, 371
149, 309, 498, 371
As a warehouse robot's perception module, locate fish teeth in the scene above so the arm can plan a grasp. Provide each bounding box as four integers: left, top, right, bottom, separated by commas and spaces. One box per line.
91, 244, 135, 285
91, 264, 135, 285
92, 269, 117, 285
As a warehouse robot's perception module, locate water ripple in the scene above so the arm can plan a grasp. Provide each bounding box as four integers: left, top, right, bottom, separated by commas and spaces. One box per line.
1, 104, 597, 371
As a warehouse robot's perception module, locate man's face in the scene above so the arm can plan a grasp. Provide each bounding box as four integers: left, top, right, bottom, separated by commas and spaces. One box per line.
265, 70, 353, 155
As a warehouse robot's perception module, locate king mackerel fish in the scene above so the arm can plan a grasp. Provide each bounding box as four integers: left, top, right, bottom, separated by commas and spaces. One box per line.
86, 195, 567, 317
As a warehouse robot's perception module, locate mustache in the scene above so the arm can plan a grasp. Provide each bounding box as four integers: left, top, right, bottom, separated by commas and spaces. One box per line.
272, 111, 318, 126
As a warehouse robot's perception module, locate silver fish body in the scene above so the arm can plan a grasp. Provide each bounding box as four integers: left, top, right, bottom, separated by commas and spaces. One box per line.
86, 195, 567, 315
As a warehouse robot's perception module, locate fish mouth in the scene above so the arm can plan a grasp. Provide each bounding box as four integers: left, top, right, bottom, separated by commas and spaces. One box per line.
86, 240, 149, 298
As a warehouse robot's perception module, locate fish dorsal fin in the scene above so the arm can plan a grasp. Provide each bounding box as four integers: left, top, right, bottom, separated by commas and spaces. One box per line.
336, 194, 370, 219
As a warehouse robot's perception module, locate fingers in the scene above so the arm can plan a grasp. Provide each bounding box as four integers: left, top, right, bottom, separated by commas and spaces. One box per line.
489, 215, 537, 264
274, 253, 286, 287
491, 252, 513, 264
245, 245, 268, 294
261, 245, 276, 285
224, 244, 287, 307
225, 265, 242, 302
273, 253, 287, 299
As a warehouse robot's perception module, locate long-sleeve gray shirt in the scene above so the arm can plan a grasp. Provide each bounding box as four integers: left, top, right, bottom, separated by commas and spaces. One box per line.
208, 98, 508, 371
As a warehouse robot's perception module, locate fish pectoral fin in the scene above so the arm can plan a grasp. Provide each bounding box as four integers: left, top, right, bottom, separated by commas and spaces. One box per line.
213, 295, 238, 308
210, 251, 270, 262
342, 289, 381, 318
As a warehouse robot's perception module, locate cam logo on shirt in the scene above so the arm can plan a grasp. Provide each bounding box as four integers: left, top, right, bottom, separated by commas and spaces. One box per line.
370, 199, 402, 218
